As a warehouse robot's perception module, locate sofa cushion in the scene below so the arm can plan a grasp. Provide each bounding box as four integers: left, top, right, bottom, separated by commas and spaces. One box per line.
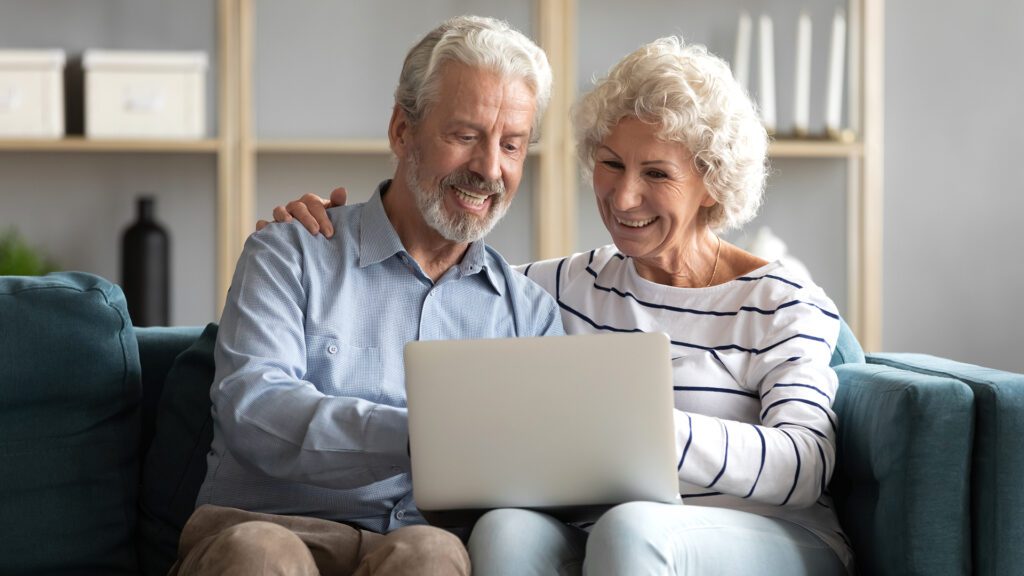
137, 322, 218, 576
830, 317, 865, 366
0, 272, 141, 575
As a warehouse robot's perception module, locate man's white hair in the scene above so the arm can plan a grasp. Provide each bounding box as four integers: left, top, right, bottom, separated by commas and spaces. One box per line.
396, 15, 552, 142
574, 36, 769, 232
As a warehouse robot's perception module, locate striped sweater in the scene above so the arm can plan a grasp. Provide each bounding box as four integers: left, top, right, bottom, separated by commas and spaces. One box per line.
519, 245, 852, 571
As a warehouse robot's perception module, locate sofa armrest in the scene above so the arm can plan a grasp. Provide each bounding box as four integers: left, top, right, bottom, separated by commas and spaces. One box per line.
868, 353, 1024, 576
831, 362, 973, 576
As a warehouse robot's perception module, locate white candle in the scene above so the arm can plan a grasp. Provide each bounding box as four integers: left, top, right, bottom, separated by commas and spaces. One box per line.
794, 11, 812, 136
826, 7, 847, 136
758, 14, 776, 133
733, 11, 752, 92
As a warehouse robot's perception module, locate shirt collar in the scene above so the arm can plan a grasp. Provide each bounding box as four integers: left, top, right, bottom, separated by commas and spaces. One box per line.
358, 180, 505, 296
459, 240, 504, 296
358, 181, 407, 268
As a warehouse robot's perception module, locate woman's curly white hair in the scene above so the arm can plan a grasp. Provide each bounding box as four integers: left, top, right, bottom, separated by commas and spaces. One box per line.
574, 36, 768, 232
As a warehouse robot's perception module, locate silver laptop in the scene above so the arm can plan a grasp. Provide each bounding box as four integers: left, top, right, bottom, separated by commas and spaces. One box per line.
404, 332, 681, 525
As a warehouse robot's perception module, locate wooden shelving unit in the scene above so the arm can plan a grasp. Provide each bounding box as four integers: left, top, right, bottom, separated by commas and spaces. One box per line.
0, 137, 222, 153
254, 139, 547, 156
255, 139, 391, 154
0, 0, 883, 348
535, 0, 884, 350
768, 139, 864, 158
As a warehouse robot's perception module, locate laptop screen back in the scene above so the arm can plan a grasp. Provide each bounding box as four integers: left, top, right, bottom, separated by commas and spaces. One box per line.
404, 332, 680, 519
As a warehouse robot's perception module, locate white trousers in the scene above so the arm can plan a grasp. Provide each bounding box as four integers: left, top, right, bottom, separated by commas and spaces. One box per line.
467, 502, 848, 576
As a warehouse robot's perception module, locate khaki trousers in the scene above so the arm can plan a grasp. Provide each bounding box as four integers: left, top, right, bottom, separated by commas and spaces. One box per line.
169, 504, 470, 576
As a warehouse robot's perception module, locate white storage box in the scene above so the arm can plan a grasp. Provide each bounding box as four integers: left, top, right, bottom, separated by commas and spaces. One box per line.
0, 50, 66, 138
83, 50, 207, 139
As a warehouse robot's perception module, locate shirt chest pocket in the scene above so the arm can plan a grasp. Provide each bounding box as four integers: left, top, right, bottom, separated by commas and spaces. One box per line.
307, 335, 383, 402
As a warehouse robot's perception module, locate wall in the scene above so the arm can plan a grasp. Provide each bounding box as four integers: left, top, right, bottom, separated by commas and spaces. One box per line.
884, 0, 1024, 371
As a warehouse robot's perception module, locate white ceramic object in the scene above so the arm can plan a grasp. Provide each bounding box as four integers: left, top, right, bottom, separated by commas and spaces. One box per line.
744, 226, 814, 282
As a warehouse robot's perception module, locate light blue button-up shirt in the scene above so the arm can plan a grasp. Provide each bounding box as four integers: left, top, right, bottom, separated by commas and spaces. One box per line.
197, 181, 564, 532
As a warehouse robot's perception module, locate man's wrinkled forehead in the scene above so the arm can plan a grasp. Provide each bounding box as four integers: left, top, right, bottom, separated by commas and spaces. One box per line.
420, 62, 537, 132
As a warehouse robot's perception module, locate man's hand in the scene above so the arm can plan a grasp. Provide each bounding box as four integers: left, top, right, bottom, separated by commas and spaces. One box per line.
255, 187, 349, 238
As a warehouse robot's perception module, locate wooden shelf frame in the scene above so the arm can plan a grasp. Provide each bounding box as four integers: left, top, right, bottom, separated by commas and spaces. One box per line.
0, 1, 881, 343
769, 139, 863, 158
255, 139, 391, 154
856, 0, 884, 350
221, 0, 882, 347
254, 139, 546, 156
0, 137, 221, 153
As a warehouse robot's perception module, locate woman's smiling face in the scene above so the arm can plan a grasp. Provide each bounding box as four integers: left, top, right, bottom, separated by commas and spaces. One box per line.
592, 116, 716, 268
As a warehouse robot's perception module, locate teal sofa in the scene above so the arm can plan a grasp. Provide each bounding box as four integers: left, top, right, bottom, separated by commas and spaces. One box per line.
0, 271, 1003, 575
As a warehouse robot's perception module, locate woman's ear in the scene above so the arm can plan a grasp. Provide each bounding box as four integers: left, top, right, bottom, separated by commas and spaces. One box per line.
699, 183, 718, 208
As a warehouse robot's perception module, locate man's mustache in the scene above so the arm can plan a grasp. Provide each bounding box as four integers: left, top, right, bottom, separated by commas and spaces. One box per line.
440, 169, 505, 197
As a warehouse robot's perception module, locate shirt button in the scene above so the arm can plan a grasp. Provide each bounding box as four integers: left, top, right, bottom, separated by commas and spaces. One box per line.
396, 510, 406, 520
327, 345, 338, 354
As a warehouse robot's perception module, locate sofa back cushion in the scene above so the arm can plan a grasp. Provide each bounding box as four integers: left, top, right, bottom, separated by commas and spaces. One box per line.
137, 323, 218, 576
831, 317, 865, 366
135, 325, 207, 457
0, 272, 141, 575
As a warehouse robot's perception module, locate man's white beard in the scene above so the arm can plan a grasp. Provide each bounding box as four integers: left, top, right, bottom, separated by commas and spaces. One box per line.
405, 148, 511, 244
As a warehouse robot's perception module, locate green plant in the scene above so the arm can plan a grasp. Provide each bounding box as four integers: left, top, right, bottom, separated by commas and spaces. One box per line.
0, 228, 58, 276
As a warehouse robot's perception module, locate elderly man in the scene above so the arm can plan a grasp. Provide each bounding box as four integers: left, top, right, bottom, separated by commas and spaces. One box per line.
171, 16, 562, 576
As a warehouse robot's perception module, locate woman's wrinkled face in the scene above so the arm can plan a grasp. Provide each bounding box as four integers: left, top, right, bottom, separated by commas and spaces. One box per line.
592, 116, 716, 265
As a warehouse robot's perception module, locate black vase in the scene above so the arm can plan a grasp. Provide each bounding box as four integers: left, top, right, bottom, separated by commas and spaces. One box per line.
121, 196, 170, 326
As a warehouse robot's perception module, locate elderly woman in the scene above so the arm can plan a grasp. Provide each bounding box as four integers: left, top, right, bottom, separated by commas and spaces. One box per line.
267, 37, 850, 576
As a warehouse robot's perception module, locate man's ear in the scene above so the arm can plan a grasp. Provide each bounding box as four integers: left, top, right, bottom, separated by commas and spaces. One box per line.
389, 105, 412, 156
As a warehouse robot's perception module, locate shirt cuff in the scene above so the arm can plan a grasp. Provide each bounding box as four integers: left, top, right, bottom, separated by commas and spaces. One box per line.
365, 403, 411, 480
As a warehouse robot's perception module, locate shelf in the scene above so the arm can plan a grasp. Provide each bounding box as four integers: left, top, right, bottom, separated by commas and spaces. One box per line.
255, 138, 546, 156
0, 137, 222, 153
768, 139, 863, 158
255, 137, 855, 159
256, 138, 390, 154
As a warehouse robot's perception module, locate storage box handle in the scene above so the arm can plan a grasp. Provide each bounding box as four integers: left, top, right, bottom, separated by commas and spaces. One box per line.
123, 90, 166, 114
0, 86, 22, 112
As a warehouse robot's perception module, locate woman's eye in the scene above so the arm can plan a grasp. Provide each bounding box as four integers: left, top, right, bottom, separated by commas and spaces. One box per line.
503, 142, 520, 153
600, 160, 624, 170
646, 170, 668, 179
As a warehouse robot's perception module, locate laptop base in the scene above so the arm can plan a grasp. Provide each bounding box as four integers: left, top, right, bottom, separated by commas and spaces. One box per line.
422, 503, 635, 528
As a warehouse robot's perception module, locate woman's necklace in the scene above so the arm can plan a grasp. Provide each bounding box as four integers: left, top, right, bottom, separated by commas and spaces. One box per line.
705, 234, 722, 288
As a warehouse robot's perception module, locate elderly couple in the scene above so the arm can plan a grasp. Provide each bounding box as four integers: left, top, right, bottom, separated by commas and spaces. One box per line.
172, 15, 852, 576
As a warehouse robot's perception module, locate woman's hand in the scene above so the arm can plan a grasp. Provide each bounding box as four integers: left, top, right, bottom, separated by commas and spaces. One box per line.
255, 187, 349, 238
